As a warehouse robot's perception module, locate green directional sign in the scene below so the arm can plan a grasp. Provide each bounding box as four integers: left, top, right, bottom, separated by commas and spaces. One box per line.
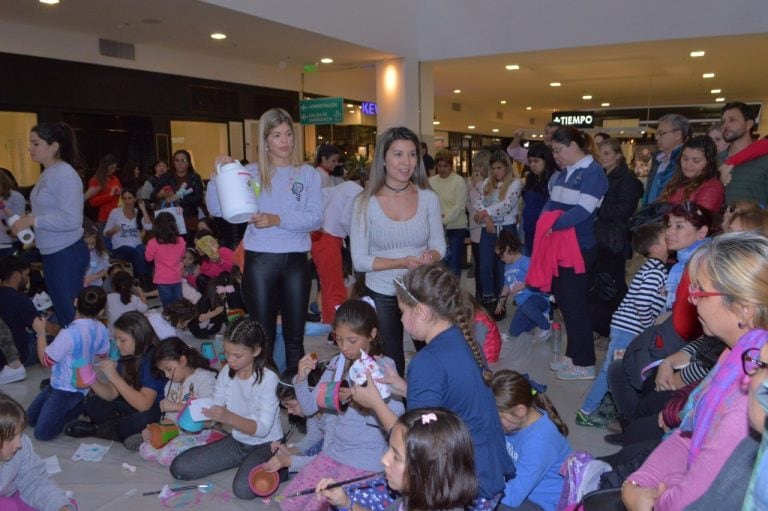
300, 97, 343, 125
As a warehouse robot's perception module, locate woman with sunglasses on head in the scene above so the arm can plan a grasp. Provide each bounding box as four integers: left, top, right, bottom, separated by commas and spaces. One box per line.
622, 232, 768, 511
153, 149, 204, 233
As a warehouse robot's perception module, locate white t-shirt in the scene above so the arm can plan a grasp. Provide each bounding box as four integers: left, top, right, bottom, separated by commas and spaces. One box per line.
47, 318, 110, 394
163, 368, 217, 422
146, 311, 179, 340
107, 293, 148, 331
104, 207, 152, 250
212, 365, 282, 445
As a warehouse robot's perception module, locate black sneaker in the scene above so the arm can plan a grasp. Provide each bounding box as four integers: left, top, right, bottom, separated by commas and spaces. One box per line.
64, 419, 96, 438
122, 433, 143, 451
604, 433, 625, 446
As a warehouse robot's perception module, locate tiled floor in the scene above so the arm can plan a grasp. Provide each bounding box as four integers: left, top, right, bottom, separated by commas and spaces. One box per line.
2, 276, 618, 510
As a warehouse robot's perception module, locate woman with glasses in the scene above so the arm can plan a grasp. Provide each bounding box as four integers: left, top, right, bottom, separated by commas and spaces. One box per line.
622, 232, 768, 511
153, 149, 204, 233
658, 136, 725, 214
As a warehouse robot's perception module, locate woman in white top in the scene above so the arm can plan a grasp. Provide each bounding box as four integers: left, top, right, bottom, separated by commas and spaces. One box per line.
104, 188, 153, 284
207, 108, 323, 371
0, 171, 26, 258
473, 150, 521, 313
467, 150, 491, 298
350, 126, 446, 375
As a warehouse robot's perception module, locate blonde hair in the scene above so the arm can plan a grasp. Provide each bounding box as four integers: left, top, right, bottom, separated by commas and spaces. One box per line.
482, 150, 516, 202
688, 232, 768, 329
257, 108, 301, 192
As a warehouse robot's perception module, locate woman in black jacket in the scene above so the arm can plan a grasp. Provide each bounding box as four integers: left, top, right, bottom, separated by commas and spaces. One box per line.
591, 138, 644, 333
152, 149, 204, 234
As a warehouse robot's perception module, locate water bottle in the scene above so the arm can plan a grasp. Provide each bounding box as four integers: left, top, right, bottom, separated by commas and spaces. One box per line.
550, 322, 562, 362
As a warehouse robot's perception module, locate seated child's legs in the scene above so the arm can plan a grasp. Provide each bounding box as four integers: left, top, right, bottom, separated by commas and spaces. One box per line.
232, 442, 283, 500
581, 327, 637, 414
28, 386, 85, 441
170, 435, 245, 480
509, 296, 549, 337
279, 452, 373, 511
0, 492, 38, 511
140, 429, 226, 466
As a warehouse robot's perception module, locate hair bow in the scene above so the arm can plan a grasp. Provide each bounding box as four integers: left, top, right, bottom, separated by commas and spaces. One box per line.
523, 373, 547, 395
216, 285, 235, 294
361, 296, 377, 311
420, 413, 437, 425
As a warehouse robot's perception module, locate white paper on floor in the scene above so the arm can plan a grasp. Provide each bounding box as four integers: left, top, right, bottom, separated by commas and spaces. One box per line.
72, 441, 112, 462
43, 455, 61, 474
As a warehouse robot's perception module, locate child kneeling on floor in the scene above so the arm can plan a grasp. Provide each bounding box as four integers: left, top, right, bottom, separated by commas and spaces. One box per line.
496, 231, 552, 342
0, 393, 76, 510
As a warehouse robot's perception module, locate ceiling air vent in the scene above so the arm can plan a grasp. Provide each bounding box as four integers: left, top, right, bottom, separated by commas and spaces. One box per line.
451, 102, 461, 112
99, 38, 135, 60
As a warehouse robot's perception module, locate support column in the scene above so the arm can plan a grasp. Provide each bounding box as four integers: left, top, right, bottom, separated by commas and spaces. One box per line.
375, 58, 434, 144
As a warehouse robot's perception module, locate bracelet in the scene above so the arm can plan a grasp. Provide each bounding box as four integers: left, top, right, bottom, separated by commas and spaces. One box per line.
621, 479, 642, 490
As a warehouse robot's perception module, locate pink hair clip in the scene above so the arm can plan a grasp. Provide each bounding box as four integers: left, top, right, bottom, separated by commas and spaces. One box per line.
420, 413, 437, 425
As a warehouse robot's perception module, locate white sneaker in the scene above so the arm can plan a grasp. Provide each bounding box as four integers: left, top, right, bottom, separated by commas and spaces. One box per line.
0, 365, 26, 384
534, 326, 552, 342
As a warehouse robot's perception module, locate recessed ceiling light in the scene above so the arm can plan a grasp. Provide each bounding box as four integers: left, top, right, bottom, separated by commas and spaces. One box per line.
690, 50, 706, 58
550, 82, 562, 87
467, 125, 475, 130
500, 100, 507, 104
210, 33, 227, 40
601, 102, 610, 107
39, 0, 59, 4
346, 103, 354, 107
582, 95, 592, 100
320, 57, 334, 64
453, 89, 461, 94
433, 120, 441, 125
505, 64, 520, 71
492, 128, 500, 133
525, 106, 532, 111
620, 131, 625, 134
715, 97, 726, 102
710, 89, 721, 94
348, 110, 355, 113
702, 72, 715, 79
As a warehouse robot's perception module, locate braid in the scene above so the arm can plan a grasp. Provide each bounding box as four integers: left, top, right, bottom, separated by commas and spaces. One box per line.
454, 294, 492, 384
533, 393, 569, 436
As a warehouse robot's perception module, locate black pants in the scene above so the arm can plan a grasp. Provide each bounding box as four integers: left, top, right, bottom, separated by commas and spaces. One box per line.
366, 287, 405, 376
552, 246, 597, 367
243, 251, 310, 371
85, 394, 161, 440
607, 360, 673, 422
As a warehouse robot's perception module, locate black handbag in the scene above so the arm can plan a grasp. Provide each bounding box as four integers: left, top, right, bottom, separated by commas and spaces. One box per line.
628, 201, 672, 232
621, 316, 686, 391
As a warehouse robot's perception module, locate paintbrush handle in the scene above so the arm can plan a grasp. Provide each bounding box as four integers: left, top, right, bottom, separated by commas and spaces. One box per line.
290, 472, 382, 497
142, 484, 200, 496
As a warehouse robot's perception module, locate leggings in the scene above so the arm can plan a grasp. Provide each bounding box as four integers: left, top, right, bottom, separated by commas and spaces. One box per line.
170, 435, 284, 499
243, 251, 310, 371
365, 287, 405, 376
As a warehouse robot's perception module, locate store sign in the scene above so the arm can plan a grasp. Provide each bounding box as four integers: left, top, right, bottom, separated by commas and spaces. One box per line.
552, 111, 595, 128
361, 101, 377, 115
300, 97, 343, 125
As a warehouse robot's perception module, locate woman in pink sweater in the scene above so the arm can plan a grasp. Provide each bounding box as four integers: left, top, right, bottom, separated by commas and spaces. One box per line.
622, 232, 768, 511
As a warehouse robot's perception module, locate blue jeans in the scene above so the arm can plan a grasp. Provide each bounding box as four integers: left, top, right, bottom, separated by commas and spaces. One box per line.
508, 295, 550, 336
444, 228, 467, 277
478, 224, 515, 299
27, 385, 86, 440
581, 327, 637, 414
157, 283, 183, 308
111, 244, 150, 278
42, 239, 89, 327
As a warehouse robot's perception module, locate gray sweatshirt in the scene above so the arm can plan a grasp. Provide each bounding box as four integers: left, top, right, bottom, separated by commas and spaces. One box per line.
0, 435, 73, 511
31, 161, 84, 255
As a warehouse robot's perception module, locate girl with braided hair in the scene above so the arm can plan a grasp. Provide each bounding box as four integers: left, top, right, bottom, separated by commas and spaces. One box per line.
491, 370, 572, 511
352, 262, 514, 510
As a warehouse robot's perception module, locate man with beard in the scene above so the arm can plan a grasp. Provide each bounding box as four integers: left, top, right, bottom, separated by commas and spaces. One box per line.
718, 102, 768, 205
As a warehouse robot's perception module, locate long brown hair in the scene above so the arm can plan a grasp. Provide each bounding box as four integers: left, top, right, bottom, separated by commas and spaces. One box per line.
396, 263, 491, 384
660, 136, 718, 203
482, 150, 516, 202
491, 369, 568, 436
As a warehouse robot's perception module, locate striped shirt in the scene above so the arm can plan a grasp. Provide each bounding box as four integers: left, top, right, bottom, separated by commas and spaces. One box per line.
611, 258, 668, 335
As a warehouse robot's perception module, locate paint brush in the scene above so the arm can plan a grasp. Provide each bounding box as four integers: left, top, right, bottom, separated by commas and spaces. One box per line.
160, 367, 176, 422
277, 472, 383, 500
142, 482, 213, 496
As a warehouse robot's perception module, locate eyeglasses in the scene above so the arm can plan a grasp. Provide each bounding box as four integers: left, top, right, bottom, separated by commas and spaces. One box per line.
393, 276, 418, 303
687, 283, 727, 305
655, 128, 681, 138
742, 348, 768, 376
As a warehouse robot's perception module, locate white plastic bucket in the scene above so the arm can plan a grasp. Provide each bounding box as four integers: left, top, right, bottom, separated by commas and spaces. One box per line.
8, 214, 34, 244
215, 161, 260, 223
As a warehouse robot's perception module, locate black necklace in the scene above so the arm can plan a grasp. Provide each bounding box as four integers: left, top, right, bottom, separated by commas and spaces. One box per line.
383, 181, 411, 194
